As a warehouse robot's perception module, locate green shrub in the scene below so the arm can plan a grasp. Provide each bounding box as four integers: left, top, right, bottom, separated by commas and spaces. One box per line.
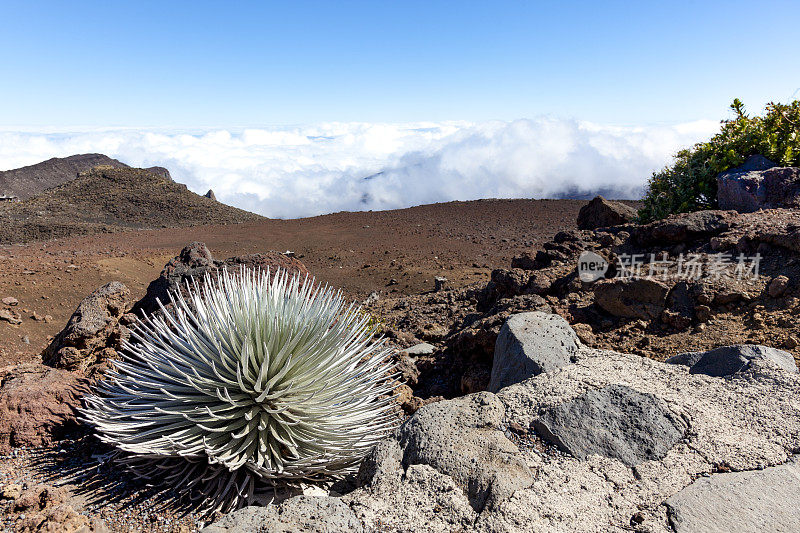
639, 99, 800, 222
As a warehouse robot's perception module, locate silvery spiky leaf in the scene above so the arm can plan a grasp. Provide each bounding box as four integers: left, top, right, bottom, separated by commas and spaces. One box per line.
81, 267, 398, 511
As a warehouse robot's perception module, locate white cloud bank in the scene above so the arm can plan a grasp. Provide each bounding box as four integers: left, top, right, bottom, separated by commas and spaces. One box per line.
0, 118, 718, 218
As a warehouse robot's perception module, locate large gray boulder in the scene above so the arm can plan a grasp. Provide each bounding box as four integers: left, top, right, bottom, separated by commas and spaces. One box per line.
201, 496, 363, 533
665, 458, 800, 532
576, 196, 637, 230
666, 344, 798, 376
487, 312, 580, 392
390, 392, 533, 511
346, 392, 530, 531
593, 277, 671, 320
716, 155, 800, 212
532, 384, 686, 466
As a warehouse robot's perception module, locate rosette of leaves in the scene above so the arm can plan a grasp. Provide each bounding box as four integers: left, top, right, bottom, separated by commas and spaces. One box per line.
82, 268, 398, 512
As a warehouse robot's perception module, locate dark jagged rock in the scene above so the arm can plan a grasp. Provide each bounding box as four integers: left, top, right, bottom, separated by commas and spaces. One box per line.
719, 163, 800, 213
532, 384, 686, 466
593, 278, 671, 320
204, 189, 217, 201
577, 196, 637, 230
715, 155, 800, 213
42, 281, 131, 372
634, 210, 738, 245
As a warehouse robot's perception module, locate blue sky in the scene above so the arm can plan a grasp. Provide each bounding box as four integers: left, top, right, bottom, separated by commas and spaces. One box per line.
1, 0, 798, 128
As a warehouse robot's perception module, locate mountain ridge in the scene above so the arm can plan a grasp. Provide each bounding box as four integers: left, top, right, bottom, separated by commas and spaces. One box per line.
0, 164, 261, 244
0, 153, 172, 200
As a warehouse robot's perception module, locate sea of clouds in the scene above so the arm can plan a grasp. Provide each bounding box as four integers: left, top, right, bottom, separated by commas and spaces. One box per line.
0, 118, 718, 218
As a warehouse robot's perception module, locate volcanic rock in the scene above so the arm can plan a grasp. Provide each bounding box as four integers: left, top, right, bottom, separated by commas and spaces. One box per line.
665, 458, 800, 532
634, 210, 737, 245
593, 277, 671, 320
42, 281, 130, 372
488, 311, 580, 392
666, 344, 798, 376
11, 483, 108, 533
768, 275, 790, 298
402, 343, 435, 356
0, 308, 22, 325
334, 346, 800, 532
201, 496, 363, 533
131, 242, 310, 315
532, 384, 686, 466
363, 392, 533, 512
0, 153, 127, 200
0, 165, 261, 245
0, 363, 88, 452
717, 155, 800, 212
576, 196, 637, 230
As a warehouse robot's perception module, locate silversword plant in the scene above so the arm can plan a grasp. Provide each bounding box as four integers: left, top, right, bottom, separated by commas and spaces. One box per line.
82, 267, 397, 511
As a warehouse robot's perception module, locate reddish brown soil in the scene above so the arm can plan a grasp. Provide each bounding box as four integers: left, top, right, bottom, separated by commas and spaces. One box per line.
0, 198, 606, 365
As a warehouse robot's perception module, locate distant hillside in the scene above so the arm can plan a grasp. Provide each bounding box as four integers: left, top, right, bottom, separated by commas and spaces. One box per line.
0, 166, 261, 244
0, 153, 171, 200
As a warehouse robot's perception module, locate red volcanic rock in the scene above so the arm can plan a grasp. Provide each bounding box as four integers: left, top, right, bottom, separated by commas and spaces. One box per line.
42, 281, 130, 372
0, 363, 88, 452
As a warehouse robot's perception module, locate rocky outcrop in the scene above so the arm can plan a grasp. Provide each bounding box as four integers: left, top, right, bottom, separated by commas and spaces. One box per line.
0, 308, 22, 325
666, 344, 798, 376
144, 166, 172, 181
391, 392, 533, 511
272, 344, 800, 532
204, 189, 217, 201
576, 196, 637, 230
9, 484, 108, 533
532, 384, 686, 466
717, 155, 800, 213
634, 210, 738, 245
0, 363, 88, 452
201, 496, 363, 533
487, 312, 580, 392
593, 277, 671, 320
0, 166, 262, 245
665, 458, 800, 532
0, 153, 128, 200
42, 281, 131, 372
